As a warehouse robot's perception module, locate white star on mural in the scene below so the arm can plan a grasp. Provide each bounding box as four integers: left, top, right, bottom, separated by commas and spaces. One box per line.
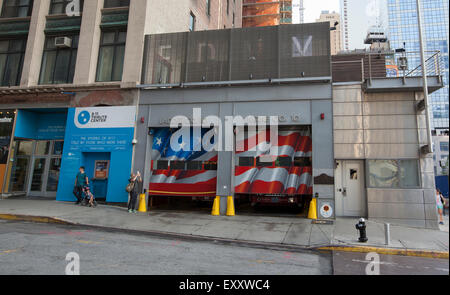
156, 137, 162, 146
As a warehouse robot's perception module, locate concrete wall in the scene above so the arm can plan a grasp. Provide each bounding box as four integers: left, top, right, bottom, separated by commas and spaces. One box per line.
333, 84, 438, 228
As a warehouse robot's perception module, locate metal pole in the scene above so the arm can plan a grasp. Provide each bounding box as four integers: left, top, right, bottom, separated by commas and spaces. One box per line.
416, 0, 434, 154
384, 223, 391, 245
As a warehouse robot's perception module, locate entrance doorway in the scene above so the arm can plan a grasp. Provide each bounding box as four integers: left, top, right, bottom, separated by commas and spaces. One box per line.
8, 140, 64, 198
335, 160, 367, 217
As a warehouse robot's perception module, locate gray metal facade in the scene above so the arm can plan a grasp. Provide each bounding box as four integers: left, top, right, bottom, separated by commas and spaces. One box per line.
141, 22, 331, 85
135, 84, 334, 216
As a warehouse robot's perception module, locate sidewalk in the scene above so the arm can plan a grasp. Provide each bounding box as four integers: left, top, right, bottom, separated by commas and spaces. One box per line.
0, 198, 448, 255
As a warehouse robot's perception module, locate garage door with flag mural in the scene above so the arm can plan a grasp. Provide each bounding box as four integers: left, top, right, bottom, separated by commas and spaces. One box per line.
235, 127, 313, 205
149, 128, 217, 197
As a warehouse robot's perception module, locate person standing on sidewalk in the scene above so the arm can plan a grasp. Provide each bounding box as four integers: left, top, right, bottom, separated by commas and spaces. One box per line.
436, 189, 445, 225
128, 171, 142, 213
74, 166, 89, 205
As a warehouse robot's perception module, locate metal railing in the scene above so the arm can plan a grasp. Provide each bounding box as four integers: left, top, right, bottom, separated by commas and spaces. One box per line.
367, 50, 444, 82
332, 50, 444, 84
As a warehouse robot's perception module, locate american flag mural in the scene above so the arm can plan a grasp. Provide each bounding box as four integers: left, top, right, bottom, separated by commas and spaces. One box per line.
149, 128, 218, 197
235, 128, 313, 196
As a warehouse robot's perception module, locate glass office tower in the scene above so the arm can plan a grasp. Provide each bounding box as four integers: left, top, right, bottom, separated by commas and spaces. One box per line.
387, 0, 449, 131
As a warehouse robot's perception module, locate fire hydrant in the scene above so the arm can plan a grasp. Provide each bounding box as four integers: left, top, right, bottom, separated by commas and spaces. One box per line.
355, 218, 368, 243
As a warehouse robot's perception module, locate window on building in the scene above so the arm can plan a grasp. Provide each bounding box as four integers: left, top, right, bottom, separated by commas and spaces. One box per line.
206, 0, 211, 16
39, 35, 79, 84
103, 0, 130, 8
96, 30, 126, 82
227, 0, 229, 14
440, 141, 449, 152
170, 161, 185, 170
0, 38, 27, 86
155, 160, 168, 170
238, 157, 254, 167
368, 159, 420, 188
1, 0, 33, 18
49, 0, 84, 15
186, 161, 202, 171
189, 12, 196, 32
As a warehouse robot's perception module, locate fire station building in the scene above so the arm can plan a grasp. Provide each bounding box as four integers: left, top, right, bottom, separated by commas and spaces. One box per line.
133, 23, 444, 228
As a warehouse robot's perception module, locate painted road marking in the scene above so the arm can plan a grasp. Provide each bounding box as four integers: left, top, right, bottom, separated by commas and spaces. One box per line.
0, 249, 19, 255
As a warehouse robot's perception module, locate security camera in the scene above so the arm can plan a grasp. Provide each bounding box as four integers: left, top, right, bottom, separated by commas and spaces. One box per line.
132, 139, 138, 145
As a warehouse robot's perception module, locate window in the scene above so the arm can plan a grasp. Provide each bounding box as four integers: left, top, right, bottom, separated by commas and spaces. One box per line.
294, 157, 312, 167
187, 161, 202, 170
189, 12, 196, 32
227, 0, 229, 14
238, 157, 254, 167
155, 160, 168, 170
49, 0, 84, 15
276, 157, 292, 167
0, 38, 27, 86
440, 141, 449, 152
256, 156, 272, 167
170, 161, 185, 170
204, 161, 217, 171
39, 35, 79, 84
368, 160, 420, 188
206, 0, 210, 16
1, 0, 33, 18
104, 0, 130, 8
96, 30, 126, 82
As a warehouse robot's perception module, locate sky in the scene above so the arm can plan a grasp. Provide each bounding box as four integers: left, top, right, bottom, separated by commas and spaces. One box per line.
302, 0, 341, 23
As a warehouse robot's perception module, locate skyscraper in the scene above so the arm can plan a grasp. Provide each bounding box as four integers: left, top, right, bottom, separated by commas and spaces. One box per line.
242, 0, 295, 27
316, 10, 342, 55
292, 0, 305, 24
387, 0, 449, 131
340, 0, 389, 50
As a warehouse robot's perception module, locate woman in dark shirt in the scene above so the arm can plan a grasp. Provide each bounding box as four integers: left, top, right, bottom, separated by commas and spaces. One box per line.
128, 171, 142, 213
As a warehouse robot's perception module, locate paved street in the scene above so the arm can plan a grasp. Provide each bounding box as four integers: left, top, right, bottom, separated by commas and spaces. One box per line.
1, 220, 448, 275
0, 220, 331, 275
333, 251, 449, 275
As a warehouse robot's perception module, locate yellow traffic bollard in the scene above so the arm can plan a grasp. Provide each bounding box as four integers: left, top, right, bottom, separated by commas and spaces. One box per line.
307, 197, 317, 220
226, 196, 235, 216
211, 196, 220, 216
138, 193, 147, 213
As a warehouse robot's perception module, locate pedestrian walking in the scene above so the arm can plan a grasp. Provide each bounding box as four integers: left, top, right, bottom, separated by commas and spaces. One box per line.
436, 189, 445, 225
74, 166, 89, 205
127, 171, 142, 213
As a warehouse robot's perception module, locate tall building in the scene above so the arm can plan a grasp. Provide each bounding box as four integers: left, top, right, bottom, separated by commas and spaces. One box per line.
340, 0, 388, 50
242, 0, 294, 27
292, 0, 305, 24
387, 0, 449, 132
316, 10, 342, 55
0, 0, 242, 197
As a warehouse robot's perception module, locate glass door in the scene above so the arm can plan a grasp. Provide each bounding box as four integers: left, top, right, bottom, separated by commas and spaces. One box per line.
27, 141, 63, 198
8, 140, 33, 193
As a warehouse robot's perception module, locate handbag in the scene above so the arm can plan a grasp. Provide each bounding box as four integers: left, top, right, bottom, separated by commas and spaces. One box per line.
125, 181, 135, 193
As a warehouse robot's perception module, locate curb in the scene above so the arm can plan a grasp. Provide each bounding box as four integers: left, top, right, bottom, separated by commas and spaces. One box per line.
1, 213, 448, 259
0, 214, 74, 225
316, 245, 449, 259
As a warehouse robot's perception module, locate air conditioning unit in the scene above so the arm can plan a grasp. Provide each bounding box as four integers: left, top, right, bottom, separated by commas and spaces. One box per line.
55, 37, 72, 48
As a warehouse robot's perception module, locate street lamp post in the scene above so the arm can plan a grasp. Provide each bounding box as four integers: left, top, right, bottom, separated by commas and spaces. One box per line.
416, 0, 434, 154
